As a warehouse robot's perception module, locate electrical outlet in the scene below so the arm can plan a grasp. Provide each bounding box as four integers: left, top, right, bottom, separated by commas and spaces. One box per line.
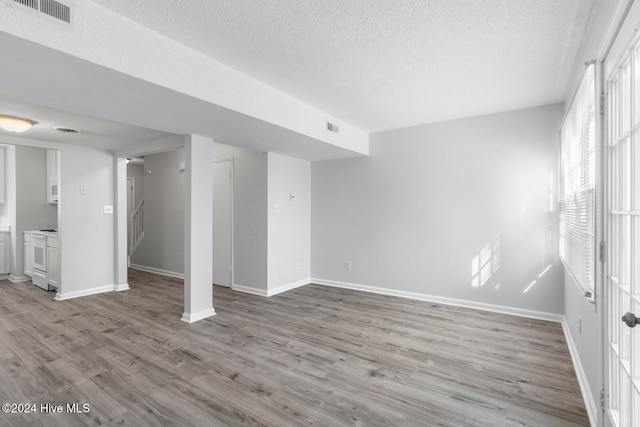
296, 262, 301, 270
79, 185, 87, 195
344, 261, 351, 271
104, 205, 113, 214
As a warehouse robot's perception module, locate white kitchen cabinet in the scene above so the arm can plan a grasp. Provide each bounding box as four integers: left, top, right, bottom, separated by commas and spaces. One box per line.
24, 231, 33, 277
0, 232, 9, 274
46, 235, 59, 289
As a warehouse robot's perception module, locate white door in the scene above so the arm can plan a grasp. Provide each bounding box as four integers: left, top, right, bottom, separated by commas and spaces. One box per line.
604, 20, 640, 427
212, 159, 232, 287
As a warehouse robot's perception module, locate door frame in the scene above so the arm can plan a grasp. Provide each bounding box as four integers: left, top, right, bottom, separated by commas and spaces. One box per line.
602, 2, 640, 425
212, 157, 234, 287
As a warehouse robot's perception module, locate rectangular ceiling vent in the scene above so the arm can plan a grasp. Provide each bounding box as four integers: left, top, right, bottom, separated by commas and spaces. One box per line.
4, 0, 72, 25
326, 122, 340, 133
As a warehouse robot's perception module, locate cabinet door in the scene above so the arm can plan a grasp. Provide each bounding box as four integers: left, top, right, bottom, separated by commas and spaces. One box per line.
24, 242, 33, 277
47, 247, 59, 289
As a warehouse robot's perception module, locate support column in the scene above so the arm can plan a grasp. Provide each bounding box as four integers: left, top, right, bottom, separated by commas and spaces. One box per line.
182, 134, 216, 323
114, 156, 129, 291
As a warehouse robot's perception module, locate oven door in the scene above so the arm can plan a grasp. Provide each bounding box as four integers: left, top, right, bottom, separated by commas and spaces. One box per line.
32, 234, 47, 272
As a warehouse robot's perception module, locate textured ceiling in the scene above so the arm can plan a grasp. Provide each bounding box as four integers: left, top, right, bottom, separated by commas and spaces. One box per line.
91, 0, 597, 132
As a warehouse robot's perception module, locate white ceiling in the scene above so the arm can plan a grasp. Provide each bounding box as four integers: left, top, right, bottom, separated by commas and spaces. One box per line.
0, 98, 173, 150
91, 0, 598, 132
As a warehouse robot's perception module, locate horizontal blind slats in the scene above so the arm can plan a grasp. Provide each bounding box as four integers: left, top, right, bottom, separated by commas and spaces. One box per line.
559, 64, 596, 292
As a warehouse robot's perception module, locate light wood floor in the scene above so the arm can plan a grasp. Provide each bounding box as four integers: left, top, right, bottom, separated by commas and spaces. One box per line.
0, 269, 588, 426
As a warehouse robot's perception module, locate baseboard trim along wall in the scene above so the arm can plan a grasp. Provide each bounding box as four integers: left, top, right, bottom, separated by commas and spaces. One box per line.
181, 308, 217, 323
561, 318, 597, 427
231, 284, 268, 297
129, 264, 184, 280
8, 274, 29, 283
267, 278, 310, 296
54, 284, 127, 301
232, 278, 311, 297
311, 278, 564, 323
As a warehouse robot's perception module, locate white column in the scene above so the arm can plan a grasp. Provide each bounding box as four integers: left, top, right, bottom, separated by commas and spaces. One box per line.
182, 134, 216, 322
114, 156, 129, 291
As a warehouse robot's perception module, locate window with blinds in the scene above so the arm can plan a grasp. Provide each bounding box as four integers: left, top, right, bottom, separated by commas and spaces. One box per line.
559, 64, 596, 293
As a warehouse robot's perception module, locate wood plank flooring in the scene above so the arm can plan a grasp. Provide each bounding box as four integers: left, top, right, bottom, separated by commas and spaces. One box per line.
0, 269, 588, 426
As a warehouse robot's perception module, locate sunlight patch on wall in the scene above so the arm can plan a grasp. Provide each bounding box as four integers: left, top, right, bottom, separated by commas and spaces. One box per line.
471, 233, 501, 288
523, 264, 552, 293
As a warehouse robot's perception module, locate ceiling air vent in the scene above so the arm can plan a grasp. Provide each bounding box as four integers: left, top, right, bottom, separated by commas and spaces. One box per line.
13, 0, 38, 10
53, 126, 80, 134
5, 0, 72, 25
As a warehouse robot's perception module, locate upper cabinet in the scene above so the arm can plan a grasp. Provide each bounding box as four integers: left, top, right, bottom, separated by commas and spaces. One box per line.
0, 147, 5, 204
46, 149, 58, 204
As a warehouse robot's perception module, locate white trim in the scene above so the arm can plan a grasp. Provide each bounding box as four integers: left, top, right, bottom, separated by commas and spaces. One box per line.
311, 278, 563, 323
8, 274, 29, 283
54, 285, 116, 301
561, 318, 598, 427
231, 284, 268, 297
114, 284, 130, 292
231, 279, 310, 297
129, 264, 184, 279
181, 307, 216, 323
267, 278, 310, 297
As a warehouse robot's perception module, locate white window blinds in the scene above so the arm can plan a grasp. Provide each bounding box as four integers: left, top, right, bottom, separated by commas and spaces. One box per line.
559, 64, 596, 292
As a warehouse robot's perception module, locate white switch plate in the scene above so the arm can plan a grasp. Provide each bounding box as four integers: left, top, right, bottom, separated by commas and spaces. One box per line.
274, 204, 281, 213
79, 185, 87, 195
104, 205, 113, 214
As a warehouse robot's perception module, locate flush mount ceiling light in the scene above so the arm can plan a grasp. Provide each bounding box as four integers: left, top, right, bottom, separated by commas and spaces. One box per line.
0, 115, 35, 133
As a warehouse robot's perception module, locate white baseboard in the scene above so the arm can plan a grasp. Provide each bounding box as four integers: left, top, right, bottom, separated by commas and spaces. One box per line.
181, 307, 216, 323
311, 278, 563, 323
115, 284, 130, 292
55, 285, 117, 301
129, 264, 184, 279
267, 278, 310, 296
231, 284, 268, 297
561, 318, 597, 427
231, 278, 310, 297
8, 274, 29, 283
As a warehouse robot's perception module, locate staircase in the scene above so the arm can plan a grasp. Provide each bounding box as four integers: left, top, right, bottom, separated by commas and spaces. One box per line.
129, 198, 144, 258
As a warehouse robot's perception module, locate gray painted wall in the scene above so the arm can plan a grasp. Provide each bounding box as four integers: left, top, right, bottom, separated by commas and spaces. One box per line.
130, 149, 185, 275
267, 152, 310, 290
130, 143, 269, 291
312, 104, 564, 314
